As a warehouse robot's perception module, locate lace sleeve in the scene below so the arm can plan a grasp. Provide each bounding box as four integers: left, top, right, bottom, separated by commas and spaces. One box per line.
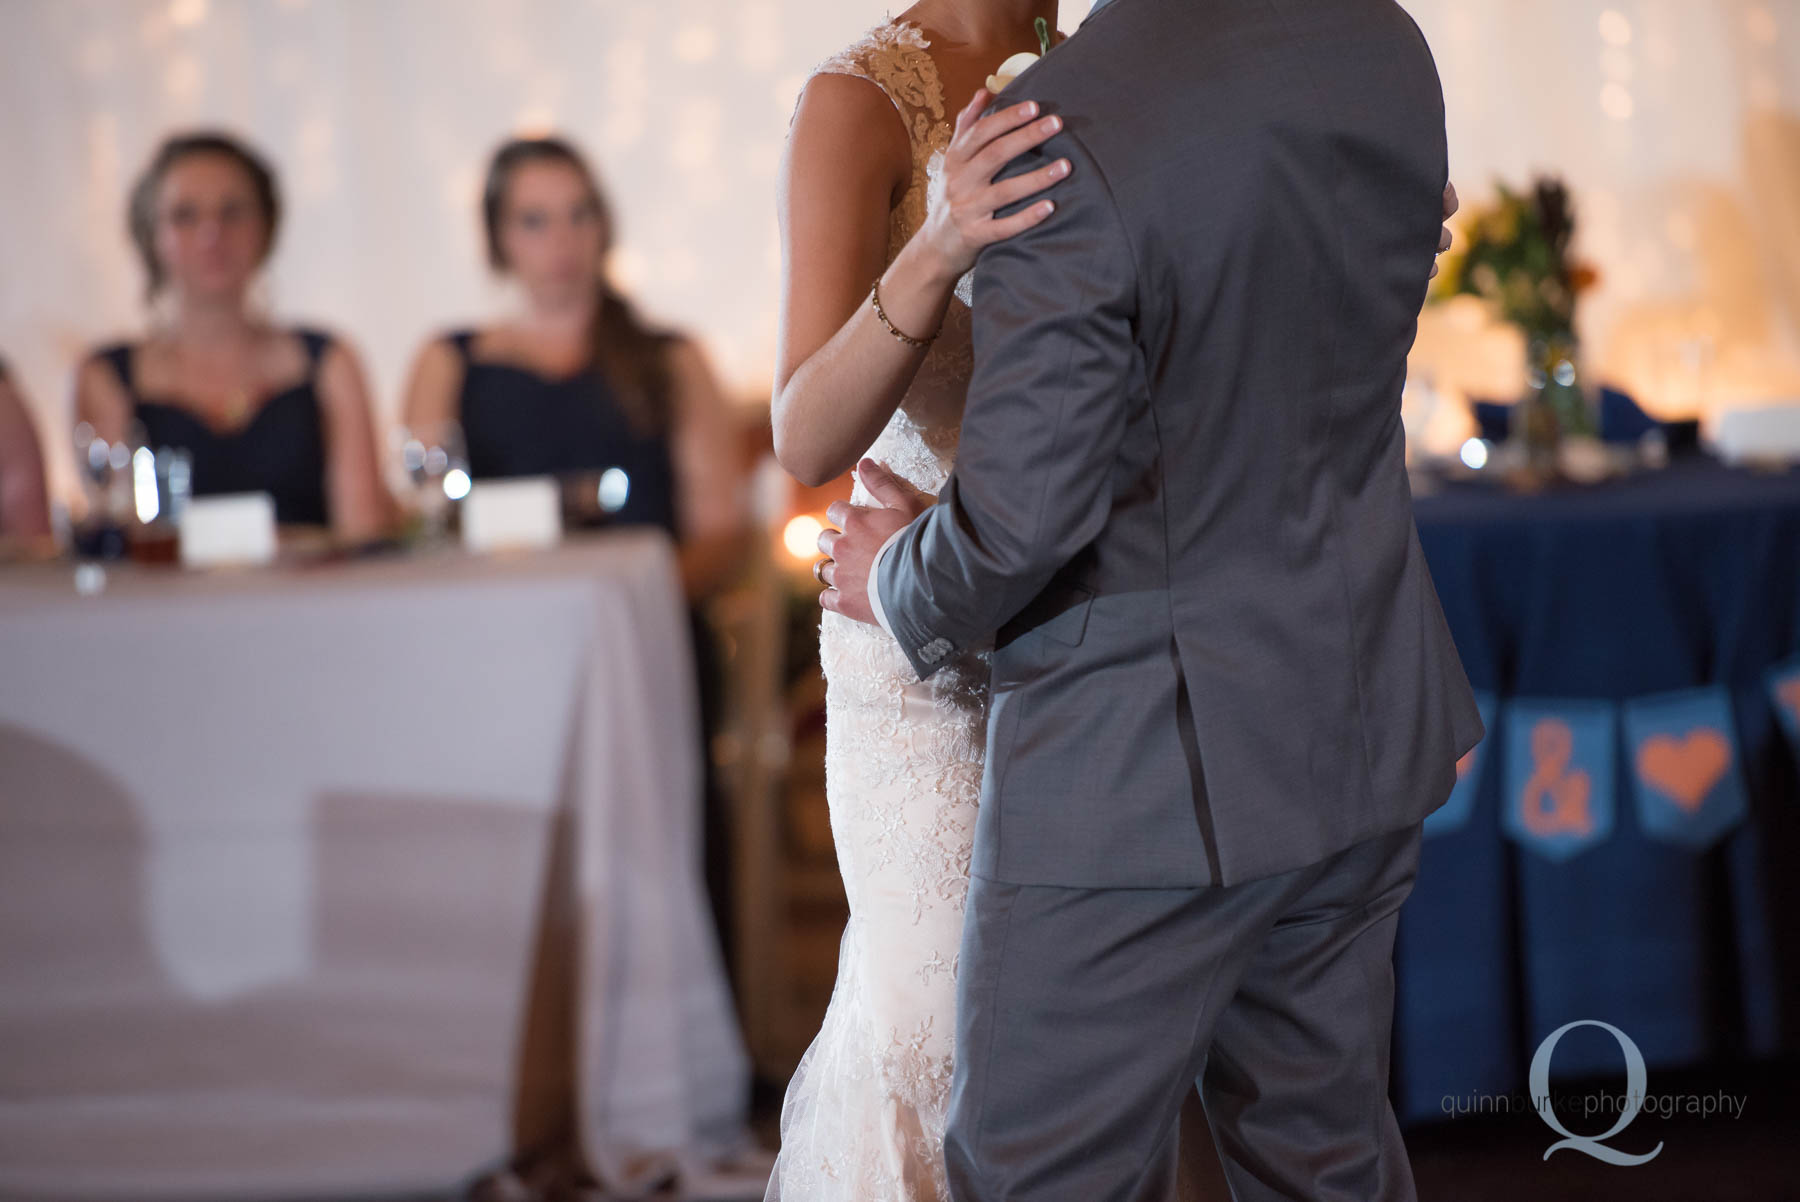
799, 24, 942, 138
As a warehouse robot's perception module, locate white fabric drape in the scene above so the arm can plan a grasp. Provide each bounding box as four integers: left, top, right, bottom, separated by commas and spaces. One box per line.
0, 531, 749, 1198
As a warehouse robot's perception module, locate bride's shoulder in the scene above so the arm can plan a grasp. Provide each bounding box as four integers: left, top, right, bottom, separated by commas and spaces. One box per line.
809, 20, 935, 98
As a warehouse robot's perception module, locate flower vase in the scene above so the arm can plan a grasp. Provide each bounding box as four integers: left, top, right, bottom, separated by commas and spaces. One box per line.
1515, 334, 1593, 472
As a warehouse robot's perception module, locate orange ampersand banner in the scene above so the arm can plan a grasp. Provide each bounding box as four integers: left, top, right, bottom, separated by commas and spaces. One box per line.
1503, 700, 1616, 862
1519, 719, 1594, 838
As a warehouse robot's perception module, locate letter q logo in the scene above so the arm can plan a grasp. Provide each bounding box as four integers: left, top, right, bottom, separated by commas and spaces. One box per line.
1530, 1020, 1663, 1165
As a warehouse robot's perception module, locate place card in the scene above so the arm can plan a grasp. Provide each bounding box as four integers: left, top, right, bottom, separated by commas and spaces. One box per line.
462, 477, 561, 553
179, 493, 277, 569
1711, 406, 1800, 465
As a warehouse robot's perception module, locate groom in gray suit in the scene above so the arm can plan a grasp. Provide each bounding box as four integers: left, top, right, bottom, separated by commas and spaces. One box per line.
820, 0, 1483, 1197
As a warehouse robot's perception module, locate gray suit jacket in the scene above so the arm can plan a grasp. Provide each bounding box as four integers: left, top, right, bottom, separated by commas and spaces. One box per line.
875, 0, 1485, 889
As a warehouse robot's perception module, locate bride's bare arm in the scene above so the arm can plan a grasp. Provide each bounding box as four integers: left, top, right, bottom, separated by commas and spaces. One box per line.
774, 80, 1071, 487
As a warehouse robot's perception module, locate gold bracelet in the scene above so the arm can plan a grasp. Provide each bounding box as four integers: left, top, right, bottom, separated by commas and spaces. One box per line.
871, 278, 938, 349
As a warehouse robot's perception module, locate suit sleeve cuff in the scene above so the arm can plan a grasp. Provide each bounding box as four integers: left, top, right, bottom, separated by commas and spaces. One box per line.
866, 524, 910, 640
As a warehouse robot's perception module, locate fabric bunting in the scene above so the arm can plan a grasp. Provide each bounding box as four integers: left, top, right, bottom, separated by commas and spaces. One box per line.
1502, 699, 1616, 862
1623, 686, 1748, 849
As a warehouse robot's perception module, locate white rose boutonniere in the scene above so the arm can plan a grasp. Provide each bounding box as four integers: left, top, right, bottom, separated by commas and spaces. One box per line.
986, 17, 1054, 93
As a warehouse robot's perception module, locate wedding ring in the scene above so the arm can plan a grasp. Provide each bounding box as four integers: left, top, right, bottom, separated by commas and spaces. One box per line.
813, 557, 832, 585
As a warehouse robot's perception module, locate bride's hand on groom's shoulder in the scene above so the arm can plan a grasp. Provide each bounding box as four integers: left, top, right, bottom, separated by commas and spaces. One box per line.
816, 460, 934, 626
918, 88, 1073, 281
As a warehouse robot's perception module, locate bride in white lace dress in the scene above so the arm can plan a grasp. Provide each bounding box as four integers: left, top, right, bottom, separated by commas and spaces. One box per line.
766, 4, 1070, 1198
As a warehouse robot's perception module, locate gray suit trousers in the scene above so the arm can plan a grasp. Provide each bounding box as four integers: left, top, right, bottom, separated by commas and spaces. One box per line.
945, 823, 1424, 1202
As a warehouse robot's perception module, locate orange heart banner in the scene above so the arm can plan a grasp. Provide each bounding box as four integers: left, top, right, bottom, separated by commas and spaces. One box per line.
1623, 687, 1748, 849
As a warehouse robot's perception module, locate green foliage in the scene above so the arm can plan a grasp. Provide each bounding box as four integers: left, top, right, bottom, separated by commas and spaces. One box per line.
1432, 176, 1595, 344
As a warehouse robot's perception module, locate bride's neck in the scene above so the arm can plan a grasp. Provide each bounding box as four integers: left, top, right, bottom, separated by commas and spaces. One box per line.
911, 0, 1060, 51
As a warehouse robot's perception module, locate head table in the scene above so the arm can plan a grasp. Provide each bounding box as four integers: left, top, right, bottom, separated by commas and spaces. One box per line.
1397, 457, 1800, 1125
0, 531, 749, 1199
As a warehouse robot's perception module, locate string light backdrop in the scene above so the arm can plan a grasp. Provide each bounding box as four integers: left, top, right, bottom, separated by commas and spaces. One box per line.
0, 0, 1795, 499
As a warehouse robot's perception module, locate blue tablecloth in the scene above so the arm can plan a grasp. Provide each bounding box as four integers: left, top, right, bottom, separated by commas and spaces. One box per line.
1394, 457, 1800, 1125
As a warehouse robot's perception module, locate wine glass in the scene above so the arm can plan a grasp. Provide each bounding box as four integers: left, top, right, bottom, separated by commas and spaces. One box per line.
70, 420, 137, 559
392, 419, 470, 542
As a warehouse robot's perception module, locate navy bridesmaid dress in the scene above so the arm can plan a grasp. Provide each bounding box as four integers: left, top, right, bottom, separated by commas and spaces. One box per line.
448, 329, 678, 535
98, 329, 332, 527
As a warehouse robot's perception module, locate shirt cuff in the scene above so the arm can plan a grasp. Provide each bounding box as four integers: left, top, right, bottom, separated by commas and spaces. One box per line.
866, 523, 911, 640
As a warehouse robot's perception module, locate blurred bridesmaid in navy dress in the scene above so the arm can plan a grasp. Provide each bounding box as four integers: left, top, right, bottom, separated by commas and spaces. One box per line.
73, 131, 393, 542
400, 136, 744, 596
404, 135, 747, 962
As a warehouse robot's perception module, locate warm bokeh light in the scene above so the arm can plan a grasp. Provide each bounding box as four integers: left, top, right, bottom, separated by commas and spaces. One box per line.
672, 23, 718, 64
169, 0, 208, 30
1601, 81, 1635, 122
782, 514, 825, 563
1599, 9, 1633, 47
1747, 5, 1780, 47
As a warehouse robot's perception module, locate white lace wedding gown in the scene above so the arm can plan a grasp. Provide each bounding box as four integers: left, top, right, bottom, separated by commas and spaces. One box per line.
767, 20, 989, 1202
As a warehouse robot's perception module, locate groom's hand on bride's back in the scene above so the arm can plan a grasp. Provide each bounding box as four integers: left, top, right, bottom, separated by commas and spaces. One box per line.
816, 459, 933, 627
1431, 181, 1459, 280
